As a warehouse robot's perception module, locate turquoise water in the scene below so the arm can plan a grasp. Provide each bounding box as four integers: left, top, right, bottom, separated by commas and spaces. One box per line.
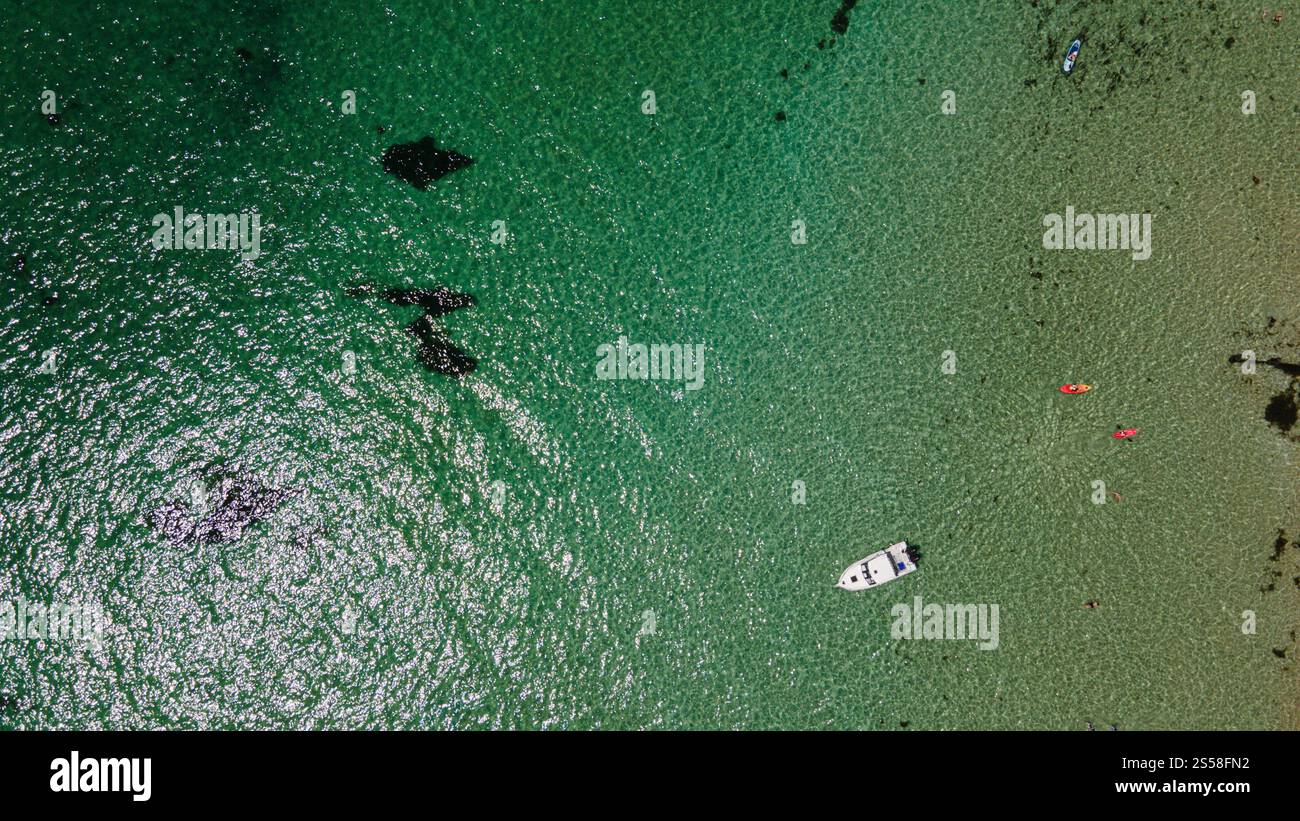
0, 1, 1296, 729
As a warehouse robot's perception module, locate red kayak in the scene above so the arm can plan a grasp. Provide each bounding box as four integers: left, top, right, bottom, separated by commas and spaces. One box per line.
1112, 428, 1138, 439
1060, 383, 1092, 394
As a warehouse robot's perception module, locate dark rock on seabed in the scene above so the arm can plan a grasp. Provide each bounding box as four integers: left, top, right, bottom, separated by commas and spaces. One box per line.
1268, 530, 1290, 562
404, 315, 478, 377
1262, 358, 1300, 377
347, 283, 475, 318
147, 473, 297, 546
831, 0, 858, 34
1264, 383, 1297, 433
381, 136, 473, 190
346, 283, 478, 377
1226, 353, 1300, 376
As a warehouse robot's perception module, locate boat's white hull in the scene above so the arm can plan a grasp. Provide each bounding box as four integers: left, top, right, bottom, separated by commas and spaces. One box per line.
836, 541, 917, 591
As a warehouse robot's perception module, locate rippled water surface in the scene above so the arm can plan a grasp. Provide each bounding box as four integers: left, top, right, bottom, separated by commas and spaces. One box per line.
0, 1, 1296, 728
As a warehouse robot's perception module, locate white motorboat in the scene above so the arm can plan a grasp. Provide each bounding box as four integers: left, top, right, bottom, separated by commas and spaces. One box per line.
835, 541, 918, 591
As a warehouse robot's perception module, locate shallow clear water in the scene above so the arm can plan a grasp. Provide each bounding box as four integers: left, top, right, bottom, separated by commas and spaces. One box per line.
0, 1, 1296, 728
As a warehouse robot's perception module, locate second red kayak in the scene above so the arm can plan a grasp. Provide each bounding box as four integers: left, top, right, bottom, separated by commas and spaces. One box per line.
1112, 428, 1138, 439
1060, 383, 1092, 394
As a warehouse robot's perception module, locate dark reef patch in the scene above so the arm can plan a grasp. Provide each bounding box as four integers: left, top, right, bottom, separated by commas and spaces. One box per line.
1226, 353, 1300, 376
346, 283, 478, 377
831, 0, 858, 34
1264, 383, 1297, 433
382, 136, 473, 190
1269, 530, 1290, 562
345, 283, 475, 318
147, 471, 297, 546
1263, 358, 1300, 377
404, 315, 478, 377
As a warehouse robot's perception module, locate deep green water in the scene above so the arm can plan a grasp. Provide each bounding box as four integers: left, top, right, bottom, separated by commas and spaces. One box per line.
0, 1, 1296, 729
